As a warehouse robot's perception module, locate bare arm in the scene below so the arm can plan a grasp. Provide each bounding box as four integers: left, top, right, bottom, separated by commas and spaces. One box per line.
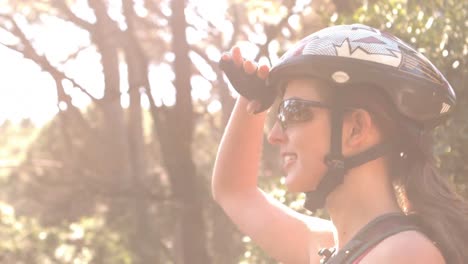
212, 47, 335, 264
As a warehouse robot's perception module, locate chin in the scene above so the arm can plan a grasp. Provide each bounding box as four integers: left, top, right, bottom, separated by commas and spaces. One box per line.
285, 173, 317, 193
285, 166, 321, 193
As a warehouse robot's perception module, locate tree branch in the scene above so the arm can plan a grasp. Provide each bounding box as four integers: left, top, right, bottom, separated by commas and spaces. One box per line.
59, 45, 89, 65
0, 14, 99, 103
50, 0, 94, 32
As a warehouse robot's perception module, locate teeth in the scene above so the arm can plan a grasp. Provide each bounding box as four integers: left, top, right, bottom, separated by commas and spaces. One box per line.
284, 154, 297, 162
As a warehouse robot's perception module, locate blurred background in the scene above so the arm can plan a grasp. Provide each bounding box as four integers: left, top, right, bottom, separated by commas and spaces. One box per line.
0, 0, 465, 263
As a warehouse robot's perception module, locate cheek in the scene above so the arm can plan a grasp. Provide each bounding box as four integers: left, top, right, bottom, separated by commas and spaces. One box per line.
301, 148, 327, 184
285, 155, 327, 192
299, 121, 330, 164
284, 113, 332, 192
287, 134, 330, 192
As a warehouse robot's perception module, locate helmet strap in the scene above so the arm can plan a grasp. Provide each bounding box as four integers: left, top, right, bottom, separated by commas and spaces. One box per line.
304, 87, 345, 211
303, 87, 394, 212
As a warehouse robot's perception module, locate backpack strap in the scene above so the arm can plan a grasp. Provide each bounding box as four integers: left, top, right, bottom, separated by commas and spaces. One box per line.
320, 213, 422, 264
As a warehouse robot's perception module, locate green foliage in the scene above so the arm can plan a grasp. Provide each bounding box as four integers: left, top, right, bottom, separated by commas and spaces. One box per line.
0, 202, 130, 263
0, 119, 132, 263
0, 120, 39, 180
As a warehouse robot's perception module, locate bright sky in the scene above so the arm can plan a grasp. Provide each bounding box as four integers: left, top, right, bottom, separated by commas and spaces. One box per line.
0, 45, 58, 125
0, 0, 310, 126
0, 0, 236, 126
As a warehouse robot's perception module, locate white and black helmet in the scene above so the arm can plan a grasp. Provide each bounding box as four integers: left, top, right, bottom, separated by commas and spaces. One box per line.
265, 24, 456, 126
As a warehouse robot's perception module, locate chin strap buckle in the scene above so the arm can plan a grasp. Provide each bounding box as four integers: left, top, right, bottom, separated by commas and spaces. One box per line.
318, 247, 336, 264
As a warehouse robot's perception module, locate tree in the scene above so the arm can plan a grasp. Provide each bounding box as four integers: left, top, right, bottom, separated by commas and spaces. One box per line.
0, 0, 208, 262
0, 0, 338, 262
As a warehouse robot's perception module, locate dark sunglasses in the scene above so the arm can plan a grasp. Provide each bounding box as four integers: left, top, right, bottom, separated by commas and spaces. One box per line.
277, 98, 331, 130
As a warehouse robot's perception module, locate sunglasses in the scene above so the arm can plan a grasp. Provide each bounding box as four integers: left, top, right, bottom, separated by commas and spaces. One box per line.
277, 98, 331, 130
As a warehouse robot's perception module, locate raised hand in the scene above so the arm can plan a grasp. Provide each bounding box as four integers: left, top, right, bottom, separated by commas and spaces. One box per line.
220, 46, 275, 113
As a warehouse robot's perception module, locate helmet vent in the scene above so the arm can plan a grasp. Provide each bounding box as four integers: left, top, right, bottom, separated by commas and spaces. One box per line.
332, 71, 350, 83
440, 102, 451, 114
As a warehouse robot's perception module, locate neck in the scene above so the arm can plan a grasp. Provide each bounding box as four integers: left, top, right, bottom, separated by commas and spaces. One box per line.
325, 163, 401, 250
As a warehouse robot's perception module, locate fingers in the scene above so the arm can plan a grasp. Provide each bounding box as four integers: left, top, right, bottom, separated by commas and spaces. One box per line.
221, 53, 231, 61
231, 46, 243, 67
220, 46, 241, 63
243, 60, 257, 75
220, 46, 271, 114
222, 46, 270, 80
257, 64, 270, 80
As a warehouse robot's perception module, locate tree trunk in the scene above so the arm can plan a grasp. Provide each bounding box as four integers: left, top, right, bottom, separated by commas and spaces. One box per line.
121, 0, 159, 261
159, 0, 211, 263
88, 0, 131, 188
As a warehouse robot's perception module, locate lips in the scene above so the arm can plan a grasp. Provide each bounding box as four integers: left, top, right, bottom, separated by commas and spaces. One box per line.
281, 152, 297, 170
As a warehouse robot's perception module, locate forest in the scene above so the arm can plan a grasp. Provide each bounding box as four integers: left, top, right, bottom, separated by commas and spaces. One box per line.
0, 0, 466, 263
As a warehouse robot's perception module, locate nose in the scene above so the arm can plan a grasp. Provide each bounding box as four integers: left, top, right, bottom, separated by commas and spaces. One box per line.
268, 121, 287, 145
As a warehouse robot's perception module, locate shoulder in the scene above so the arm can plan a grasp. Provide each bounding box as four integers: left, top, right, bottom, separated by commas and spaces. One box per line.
360, 230, 445, 264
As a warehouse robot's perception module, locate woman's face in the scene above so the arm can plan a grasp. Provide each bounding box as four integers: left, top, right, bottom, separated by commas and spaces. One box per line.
268, 78, 331, 193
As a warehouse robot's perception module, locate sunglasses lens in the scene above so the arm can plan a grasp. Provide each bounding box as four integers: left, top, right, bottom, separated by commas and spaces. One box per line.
278, 100, 313, 129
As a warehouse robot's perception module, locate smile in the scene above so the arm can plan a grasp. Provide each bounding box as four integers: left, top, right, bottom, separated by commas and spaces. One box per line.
282, 153, 297, 170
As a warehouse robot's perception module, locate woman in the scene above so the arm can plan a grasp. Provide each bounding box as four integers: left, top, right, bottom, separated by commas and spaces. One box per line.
212, 24, 468, 263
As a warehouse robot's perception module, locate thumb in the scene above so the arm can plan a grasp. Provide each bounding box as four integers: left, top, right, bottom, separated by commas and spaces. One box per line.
246, 100, 262, 115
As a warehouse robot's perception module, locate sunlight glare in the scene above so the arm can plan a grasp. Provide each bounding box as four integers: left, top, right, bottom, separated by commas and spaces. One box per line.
207, 100, 221, 113
148, 63, 176, 107
268, 40, 280, 65
0, 46, 58, 125
205, 45, 221, 62
187, 26, 206, 45
190, 0, 228, 29
236, 41, 259, 61
70, 0, 96, 23
141, 93, 150, 109
31, 15, 91, 65
58, 101, 68, 111
107, 1, 127, 30
189, 51, 217, 81
121, 92, 130, 109
288, 14, 301, 30
70, 223, 85, 240
191, 75, 211, 101
134, 0, 149, 17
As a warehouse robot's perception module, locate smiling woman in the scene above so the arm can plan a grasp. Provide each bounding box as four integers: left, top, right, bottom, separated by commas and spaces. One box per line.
212, 24, 468, 264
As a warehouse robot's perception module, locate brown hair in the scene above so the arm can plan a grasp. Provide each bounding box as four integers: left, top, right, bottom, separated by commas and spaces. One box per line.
338, 84, 468, 263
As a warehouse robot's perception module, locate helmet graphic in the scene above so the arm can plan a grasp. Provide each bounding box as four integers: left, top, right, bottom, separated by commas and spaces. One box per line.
266, 23, 456, 127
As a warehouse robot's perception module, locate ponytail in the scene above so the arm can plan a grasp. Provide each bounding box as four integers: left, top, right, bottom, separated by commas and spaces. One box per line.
394, 131, 468, 264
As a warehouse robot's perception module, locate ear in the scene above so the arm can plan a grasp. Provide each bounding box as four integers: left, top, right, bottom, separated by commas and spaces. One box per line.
342, 109, 374, 149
